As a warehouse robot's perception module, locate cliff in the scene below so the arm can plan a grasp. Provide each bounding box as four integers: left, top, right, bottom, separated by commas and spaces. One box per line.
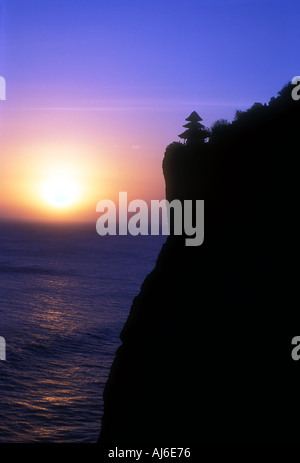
98, 83, 299, 445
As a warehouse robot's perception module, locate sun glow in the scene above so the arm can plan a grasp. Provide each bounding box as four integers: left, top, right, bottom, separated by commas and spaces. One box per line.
42, 177, 79, 208
0, 138, 163, 223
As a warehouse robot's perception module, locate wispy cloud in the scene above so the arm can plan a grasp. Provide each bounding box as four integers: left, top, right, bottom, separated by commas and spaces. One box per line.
5, 99, 253, 112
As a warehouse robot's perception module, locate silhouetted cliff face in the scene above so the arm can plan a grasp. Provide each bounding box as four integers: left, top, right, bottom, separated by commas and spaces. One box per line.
98, 84, 299, 445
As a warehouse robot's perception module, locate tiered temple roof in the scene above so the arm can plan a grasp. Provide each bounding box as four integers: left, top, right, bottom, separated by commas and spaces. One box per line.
178, 111, 207, 143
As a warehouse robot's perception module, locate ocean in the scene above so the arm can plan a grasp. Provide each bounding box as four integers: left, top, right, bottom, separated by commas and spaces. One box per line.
0, 221, 165, 443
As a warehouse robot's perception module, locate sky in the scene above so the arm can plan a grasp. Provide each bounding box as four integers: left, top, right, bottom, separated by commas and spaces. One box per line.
0, 0, 299, 222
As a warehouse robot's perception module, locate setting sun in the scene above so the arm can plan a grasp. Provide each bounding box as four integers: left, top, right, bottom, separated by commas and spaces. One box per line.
42, 177, 79, 208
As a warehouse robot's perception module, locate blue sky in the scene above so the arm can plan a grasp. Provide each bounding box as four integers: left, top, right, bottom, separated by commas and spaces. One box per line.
1, 0, 298, 118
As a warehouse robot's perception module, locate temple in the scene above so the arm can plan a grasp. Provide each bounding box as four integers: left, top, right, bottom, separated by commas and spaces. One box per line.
178, 110, 208, 144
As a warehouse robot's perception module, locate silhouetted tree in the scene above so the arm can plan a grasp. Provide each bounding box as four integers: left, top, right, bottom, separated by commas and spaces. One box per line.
210, 118, 230, 142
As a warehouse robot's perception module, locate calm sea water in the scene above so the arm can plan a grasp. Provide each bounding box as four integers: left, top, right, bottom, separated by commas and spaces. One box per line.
0, 221, 165, 443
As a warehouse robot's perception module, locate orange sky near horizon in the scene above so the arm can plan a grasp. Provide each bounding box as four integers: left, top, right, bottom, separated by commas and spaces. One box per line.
0, 107, 168, 223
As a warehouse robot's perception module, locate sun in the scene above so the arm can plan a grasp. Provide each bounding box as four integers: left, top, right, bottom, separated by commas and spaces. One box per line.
42, 177, 79, 208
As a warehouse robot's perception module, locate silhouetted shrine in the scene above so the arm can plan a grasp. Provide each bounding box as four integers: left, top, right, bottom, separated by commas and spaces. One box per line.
178, 111, 209, 145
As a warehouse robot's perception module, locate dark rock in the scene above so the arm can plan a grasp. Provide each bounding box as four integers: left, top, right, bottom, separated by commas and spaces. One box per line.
98, 83, 299, 445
